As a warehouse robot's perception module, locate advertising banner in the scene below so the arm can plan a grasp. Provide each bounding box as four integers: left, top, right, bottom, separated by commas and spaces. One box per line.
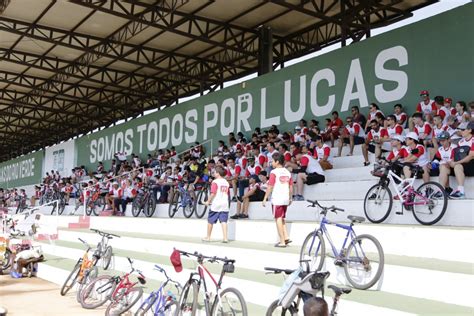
0, 150, 44, 188
44, 139, 76, 178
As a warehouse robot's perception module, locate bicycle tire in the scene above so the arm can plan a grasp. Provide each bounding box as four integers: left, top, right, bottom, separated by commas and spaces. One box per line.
194, 189, 209, 219
363, 184, 392, 223
102, 246, 113, 270
2, 249, 12, 270
134, 292, 158, 316
299, 231, 325, 272
80, 275, 115, 309
76, 266, 99, 303
50, 203, 57, 215
105, 287, 143, 316
58, 197, 66, 215
176, 280, 198, 316
168, 191, 180, 218
164, 301, 178, 316
211, 287, 248, 316
93, 196, 105, 216
145, 195, 156, 218
412, 181, 448, 225
60, 260, 81, 296
265, 299, 297, 316
344, 234, 384, 290
183, 196, 195, 218
132, 197, 142, 217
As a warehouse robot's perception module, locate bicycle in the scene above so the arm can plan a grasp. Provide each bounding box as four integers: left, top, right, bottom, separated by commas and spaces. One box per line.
175, 249, 248, 316
135, 264, 182, 316
132, 184, 157, 218
85, 188, 106, 216
264, 263, 351, 316
300, 200, 384, 290
90, 228, 120, 270
50, 188, 66, 215
193, 181, 210, 219
60, 238, 99, 299
364, 161, 448, 225
15, 196, 28, 214
80, 257, 146, 315
168, 182, 196, 218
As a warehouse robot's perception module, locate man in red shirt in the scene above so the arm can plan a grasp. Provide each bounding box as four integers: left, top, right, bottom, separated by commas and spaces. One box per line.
337, 117, 365, 157
415, 90, 436, 120
312, 135, 333, 170
327, 111, 343, 147
399, 132, 430, 183
386, 115, 404, 138
393, 104, 408, 128
362, 120, 389, 166
412, 112, 432, 148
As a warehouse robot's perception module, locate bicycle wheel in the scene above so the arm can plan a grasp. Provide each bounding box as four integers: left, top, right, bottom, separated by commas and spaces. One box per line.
363, 184, 393, 223
76, 266, 99, 303
265, 300, 297, 316
58, 198, 66, 215
194, 189, 209, 219
80, 275, 116, 309
85, 199, 93, 216
412, 182, 448, 225
211, 287, 248, 316
168, 191, 180, 218
299, 231, 326, 272
60, 260, 81, 296
183, 195, 195, 218
176, 280, 198, 316
131, 196, 142, 217
1, 249, 12, 270
106, 287, 143, 315
145, 196, 157, 218
93, 196, 105, 216
102, 246, 113, 270
134, 292, 158, 316
164, 301, 178, 316
344, 234, 384, 290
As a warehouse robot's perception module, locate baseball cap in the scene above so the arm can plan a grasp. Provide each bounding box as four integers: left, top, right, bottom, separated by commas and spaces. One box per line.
437, 131, 450, 140
391, 134, 405, 142
444, 97, 452, 104
406, 132, 419, 141
295, 126, 301, 130
420, 90, 429, 96
170, 249, 183, 272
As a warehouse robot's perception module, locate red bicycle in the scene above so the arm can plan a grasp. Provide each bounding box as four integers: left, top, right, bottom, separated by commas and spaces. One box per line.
80, 257, 146, 315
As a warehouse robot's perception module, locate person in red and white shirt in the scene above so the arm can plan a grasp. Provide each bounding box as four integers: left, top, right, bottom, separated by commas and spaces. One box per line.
312, 135, 333, 170
109, 182, 123, 215
365, 103, 384, 131
444, 97, 457, 117
278, 144, 292, 163
362, 120, 389, 166
231, 175, 265, 220
225, 157, 239, 199
386, 115, 404, 138
298, 119, 309, 135
431, 114, 449, 155
262, 153, 293, 248
294, 146, 325, 201
252, 144, 267, 168
337, 117, 365, 157
412, 112, 432, 148
455, 101, 470, 130
415, 90, 436, 120
386, 135, 405, 162
324, 111, 344, 147
237, 156, 262, 199
448, 121, 474, 199
433, 96, 451, 125
393, 104, 408, 128
399, 132, 430, 183
432, 131, 456, 195
203, 166, 230, 242
293, 126, 305, 143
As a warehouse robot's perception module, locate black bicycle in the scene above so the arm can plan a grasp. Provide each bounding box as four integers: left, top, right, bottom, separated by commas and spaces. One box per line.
132, 184, 157, 218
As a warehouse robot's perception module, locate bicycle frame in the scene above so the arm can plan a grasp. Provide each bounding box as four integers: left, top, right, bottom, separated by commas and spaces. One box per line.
177, 183, 193, 208
384, 170, 430, 208
110, 272, 138, 301
188, 261, 225, 315
312, 217, 359, 261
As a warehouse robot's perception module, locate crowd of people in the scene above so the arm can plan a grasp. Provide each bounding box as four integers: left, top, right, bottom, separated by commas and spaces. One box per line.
4, 91, 474, 220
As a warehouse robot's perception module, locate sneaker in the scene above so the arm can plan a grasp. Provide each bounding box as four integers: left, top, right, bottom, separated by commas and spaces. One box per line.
230, 214, 240, 220
293, 195, 304, 201
363, 161, 370, 167
450, 191, 465, 199
239, 214, 249, 219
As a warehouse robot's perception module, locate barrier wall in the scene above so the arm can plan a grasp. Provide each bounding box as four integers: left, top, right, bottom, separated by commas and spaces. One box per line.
0, 150, 43, 188
1, 4, 473, 186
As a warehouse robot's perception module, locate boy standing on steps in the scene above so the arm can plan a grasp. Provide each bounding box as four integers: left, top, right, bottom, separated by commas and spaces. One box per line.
262, 152, 293, 248
203, 166, 230, 243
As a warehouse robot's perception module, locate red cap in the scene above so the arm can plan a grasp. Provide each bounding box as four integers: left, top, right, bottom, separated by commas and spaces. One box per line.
420, 90, 429, 96
170, 249, 183, 272
444, 97, 452, 104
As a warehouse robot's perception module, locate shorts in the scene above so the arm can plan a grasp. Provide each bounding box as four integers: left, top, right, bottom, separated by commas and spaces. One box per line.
306, 173, 325, 185
344, 136, 365, 145
273, 205, 288, 219
453, 160, 474, 177
368, 144, 389, 154
249, 189, 265, 202
208, 211, 228, 224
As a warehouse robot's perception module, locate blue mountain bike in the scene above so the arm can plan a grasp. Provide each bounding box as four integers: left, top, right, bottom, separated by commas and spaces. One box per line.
300, 200, 384, 290
135, 265, 182, 316
168, 182, 196, 218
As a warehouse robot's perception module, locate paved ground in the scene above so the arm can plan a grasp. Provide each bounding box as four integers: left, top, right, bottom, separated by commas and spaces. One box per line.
0, 274, 103, 316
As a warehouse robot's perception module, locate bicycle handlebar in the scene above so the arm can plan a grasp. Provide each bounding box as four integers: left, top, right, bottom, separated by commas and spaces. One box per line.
306, 200, 345, 213
177, 249, 235, 264
264, 267, 296, 275
78, 238, 91, 249
90, 228, 121, 238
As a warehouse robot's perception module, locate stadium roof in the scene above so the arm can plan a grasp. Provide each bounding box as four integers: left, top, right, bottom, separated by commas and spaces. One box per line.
0, 0, 436, 162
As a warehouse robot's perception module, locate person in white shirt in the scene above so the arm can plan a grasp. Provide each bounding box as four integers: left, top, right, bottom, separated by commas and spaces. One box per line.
262, 153, 293, 248
203, 166, 230, 243
431, 131, 456, 196
337, 117, 365, 157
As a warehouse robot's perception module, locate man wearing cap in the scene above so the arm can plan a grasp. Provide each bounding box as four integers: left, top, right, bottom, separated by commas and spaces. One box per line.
415, 90, 436, 120
448, 121, 474, 199
386, 134, 405, 163
432, 131, 457, 196
398, 132, 431, 184
294, 126, 305, 143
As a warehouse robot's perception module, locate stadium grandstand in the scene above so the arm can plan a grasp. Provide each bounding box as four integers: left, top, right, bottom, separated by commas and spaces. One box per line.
0, 1, 473, 315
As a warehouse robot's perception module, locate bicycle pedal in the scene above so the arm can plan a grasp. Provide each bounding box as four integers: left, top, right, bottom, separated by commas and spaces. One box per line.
334, 259, 344, 267
395, 211, 403, 215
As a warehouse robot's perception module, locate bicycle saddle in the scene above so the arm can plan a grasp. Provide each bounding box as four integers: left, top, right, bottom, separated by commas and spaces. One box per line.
264, 267, 296, 275
328, 285, 352, 295
347, 215, 365, 223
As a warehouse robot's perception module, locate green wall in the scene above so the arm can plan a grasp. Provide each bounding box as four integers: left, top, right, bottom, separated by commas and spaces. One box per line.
0, 150, 44, 188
